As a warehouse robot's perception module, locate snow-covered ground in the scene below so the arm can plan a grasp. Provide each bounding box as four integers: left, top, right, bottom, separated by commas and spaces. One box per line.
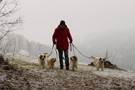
79, 64, 135, 80
6, 54, 135, 80
1, 54, 135, 90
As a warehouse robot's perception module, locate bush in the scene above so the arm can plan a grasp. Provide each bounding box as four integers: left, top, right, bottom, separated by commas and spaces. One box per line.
2, 65, 11, 70
0, 54, 14, 70
0, 54, 9, 65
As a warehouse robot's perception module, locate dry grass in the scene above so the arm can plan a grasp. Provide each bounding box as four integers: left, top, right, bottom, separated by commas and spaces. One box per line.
0, 55, 135, 90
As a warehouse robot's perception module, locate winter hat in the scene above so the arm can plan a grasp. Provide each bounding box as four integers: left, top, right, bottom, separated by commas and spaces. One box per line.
60, 20, 66, 25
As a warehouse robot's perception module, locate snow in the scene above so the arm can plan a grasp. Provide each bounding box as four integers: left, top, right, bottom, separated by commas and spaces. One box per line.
7, 54, 135, 80
93, 69, 135, 79
78, 64, 135, 80
21, 54, 135, 80
2, 54, 135, 90
18, 49, 29, 56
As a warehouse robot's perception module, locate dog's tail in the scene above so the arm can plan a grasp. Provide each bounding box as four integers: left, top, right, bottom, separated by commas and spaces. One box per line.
91, 56, 95, 59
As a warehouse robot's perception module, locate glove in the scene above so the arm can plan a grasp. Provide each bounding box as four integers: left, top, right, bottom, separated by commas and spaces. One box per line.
53, 41, 56, 45
70, 40, 72, 43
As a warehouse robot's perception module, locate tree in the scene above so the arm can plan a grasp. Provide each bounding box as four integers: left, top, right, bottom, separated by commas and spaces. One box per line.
0, 0, 22, 55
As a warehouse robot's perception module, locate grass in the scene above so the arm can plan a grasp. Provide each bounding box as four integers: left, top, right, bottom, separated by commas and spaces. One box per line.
0, 55, 135, 90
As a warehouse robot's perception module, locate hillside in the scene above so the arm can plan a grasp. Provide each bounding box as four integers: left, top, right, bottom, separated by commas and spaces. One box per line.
74, 29, 135, 71
0, 54, 135, 90
1, 32, 135, 71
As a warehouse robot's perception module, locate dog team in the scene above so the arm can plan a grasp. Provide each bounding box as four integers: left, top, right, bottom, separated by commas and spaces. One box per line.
38, 53, 79, 71
38, 52, 106, 71
38, 20, 106, 71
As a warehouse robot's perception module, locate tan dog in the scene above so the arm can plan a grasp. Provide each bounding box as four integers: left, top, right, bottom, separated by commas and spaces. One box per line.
38, 53, 48, 69
91, 56, 105, 71
70, 55, 78, 71
47, 58, 56, 69
38, 54, 46, 69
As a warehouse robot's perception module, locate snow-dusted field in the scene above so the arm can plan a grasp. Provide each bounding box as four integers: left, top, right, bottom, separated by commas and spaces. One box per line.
7, 55, 135, 79
78, 64, 135, 80
7, 54, 135, 80
2, 54, 134, 90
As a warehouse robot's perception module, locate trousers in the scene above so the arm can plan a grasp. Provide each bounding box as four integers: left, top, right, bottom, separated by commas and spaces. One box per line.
58, 49, 69, 70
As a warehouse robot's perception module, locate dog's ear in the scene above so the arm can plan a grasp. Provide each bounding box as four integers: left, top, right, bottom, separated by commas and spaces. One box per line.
70, 57, 74, 61
74, 56, 78, 61
39, 55, 42, 59
44, 55, 46, 59
54, 58, 56, 62
99, 58, 102, 60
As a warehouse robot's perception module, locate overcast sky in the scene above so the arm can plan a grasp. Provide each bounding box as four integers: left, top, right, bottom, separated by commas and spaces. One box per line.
15, 0, 135, 45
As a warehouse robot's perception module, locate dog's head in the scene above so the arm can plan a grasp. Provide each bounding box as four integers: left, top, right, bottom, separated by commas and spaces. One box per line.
70, 55, 78, 61
39, 55, 46, 60
99, 57, 105, 63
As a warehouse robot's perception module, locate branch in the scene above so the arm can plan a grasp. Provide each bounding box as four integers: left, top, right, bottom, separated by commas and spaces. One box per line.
0, 24, 14, 41
0, 0, 3, 3
0, 3, 17, 17
105, 50, 109, 60
0, 0, 20, 17
0, 17, 22, 26
0, 1, 7, 13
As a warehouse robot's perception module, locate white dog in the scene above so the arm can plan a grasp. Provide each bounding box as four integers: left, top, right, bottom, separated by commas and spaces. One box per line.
38, 54, 46, 69
91, 56, 105, 71
38, 53, 48, 69
70, 55, 78, 71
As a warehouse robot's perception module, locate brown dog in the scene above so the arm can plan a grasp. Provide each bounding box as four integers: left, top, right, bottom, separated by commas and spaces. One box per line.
47, 58, 56, 69
91, 56, 105, 71
70, 55, 78, 71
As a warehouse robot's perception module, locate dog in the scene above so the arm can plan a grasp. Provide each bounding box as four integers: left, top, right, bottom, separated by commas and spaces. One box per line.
38, 54, 46, 69
47, 58, 56, 69
70, 55, 78, 71
43, 53, 56, 69
38, 53, 48, 69
91, 56, 105, 71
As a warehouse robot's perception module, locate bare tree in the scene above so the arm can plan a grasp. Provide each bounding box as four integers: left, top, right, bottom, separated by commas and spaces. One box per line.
0, 34, 15, 55
108, 50, 117, 64
104, 50, 117, 64
0, 0, 22, 41
104, 50, 109, 60
0, 0, 22, 55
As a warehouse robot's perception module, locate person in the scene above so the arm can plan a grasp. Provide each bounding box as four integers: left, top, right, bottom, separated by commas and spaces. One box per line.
52, 20, 73, 70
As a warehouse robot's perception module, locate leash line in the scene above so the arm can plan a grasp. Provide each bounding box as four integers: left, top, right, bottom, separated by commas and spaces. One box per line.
48, 44, 59, 60
48, 44, 54, 57
49, 43, 91, 60
71, 43, 92, 59
54, 46, 59, 60
70, 43, 75, 56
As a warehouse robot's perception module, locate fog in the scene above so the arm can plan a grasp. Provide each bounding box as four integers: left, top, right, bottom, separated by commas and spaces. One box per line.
13, 0, 135, 70
15, 0, 135, 45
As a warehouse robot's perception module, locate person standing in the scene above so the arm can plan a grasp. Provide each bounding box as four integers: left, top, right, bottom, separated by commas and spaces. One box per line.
52, 20, 73, 70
